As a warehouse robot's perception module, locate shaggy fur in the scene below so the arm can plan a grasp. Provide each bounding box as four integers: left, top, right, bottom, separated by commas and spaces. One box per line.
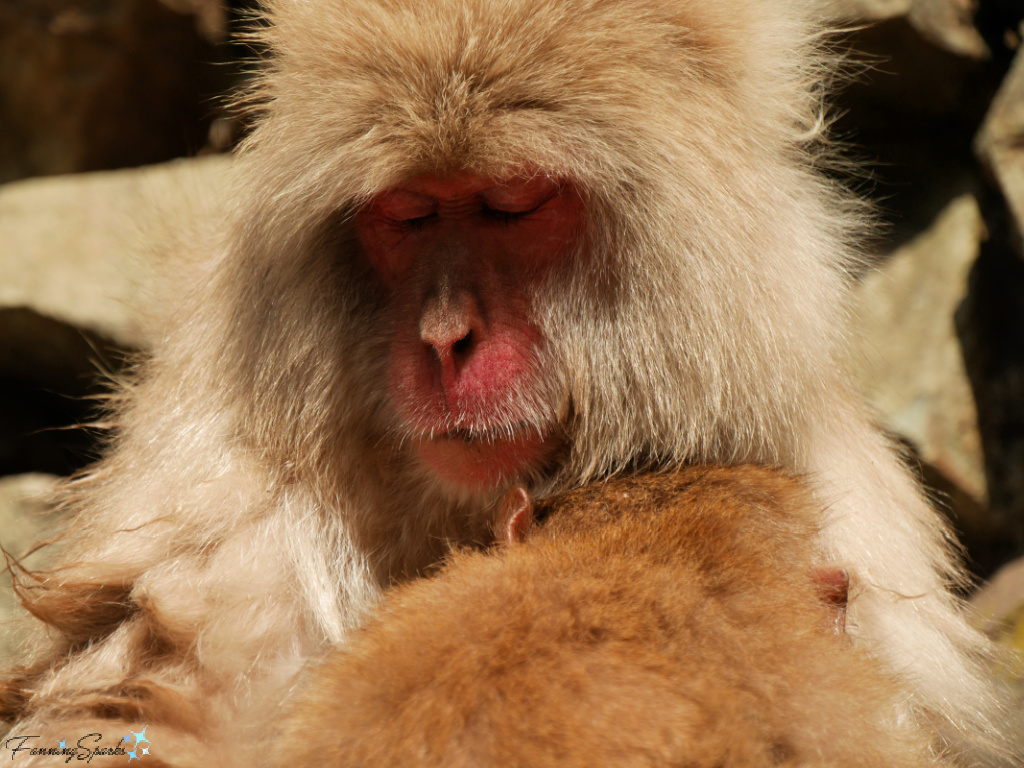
274, 466, 941, 768
1, 0, 1017, 764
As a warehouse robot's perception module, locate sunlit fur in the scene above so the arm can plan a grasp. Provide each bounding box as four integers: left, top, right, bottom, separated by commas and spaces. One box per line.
275, 466, 941, 768
1, 0, 1017, 765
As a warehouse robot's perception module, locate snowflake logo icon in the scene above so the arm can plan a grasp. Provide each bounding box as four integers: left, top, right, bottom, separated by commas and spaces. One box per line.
123, 726, 151, 760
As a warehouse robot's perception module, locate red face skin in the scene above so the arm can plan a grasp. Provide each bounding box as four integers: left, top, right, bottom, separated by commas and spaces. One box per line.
357, 173, 583, 491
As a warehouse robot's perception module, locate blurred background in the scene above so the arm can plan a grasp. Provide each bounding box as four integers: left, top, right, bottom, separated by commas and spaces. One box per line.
0, 0, 1022, 675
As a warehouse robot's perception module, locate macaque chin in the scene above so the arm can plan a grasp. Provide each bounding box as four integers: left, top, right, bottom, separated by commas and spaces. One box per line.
274, 466, 938, 768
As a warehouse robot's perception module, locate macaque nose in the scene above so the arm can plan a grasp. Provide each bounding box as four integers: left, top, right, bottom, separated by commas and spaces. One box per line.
419, 291, 481, 368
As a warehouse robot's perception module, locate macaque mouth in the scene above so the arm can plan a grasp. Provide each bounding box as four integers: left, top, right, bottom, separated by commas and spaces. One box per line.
451, 427, 488, 445
433, 421, 549, 446
411, 418, 558, 489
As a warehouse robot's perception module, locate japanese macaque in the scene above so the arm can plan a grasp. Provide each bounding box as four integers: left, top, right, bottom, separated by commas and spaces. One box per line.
0, 0, 1017, 764
274, 466, 938, 768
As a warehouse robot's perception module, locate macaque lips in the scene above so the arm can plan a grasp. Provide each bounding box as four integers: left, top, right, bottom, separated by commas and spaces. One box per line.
414, 426, 554, 490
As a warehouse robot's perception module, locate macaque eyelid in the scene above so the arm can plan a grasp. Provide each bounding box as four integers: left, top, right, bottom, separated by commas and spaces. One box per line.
481, 173, 562, 203
388, 212, 439, 229
481, 190, 560, 218
375, 190, 437, 223
480, 201, 543, 221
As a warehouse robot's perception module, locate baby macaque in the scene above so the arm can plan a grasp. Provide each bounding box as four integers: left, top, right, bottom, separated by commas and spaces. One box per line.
273, 466, 940, 768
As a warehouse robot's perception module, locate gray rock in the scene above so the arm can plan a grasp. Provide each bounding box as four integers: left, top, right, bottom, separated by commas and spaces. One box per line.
976, 32, 1024, 258
0, 155, 232, 476
972, 554, 1024, 636
853, 194, 987, 505
0, 154, 233, 352
830, 0, 988, 58
970, 555, 1024, 694
831, 0, 914, 17
0, 473, 60, 663
0, 0, 231, 183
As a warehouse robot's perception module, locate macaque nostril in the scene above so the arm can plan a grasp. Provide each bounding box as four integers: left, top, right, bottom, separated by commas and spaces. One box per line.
421, 322, 474, 363
419, 291, 481, 364
451, 330, 473, 357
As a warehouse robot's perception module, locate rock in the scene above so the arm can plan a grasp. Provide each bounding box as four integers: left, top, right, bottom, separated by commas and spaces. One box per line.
966, 30, 1024, 567
0, 155, 233, 476
0, 474, 61, 663
0, 0, 232, 183
850, 195, 1016, 571
909, 0, 989, 59
973, 555, 1024, 636
853, 194, 987, 505
976, 33, 1024, 258
833, 0, 914, 18
970, 555, 1024, 694
831, 12, 994, 251
831, 0, 989, 59
0, 154, 233, 352
957, 208, 1024, 570
158, 0, 230, 43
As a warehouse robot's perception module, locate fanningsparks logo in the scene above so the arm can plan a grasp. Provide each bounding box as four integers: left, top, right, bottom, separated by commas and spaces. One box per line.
4, 726, 151, 762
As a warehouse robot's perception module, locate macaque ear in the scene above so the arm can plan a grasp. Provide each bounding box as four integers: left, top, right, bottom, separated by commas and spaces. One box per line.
813, 567, 850, 634
495, 486, 534, 545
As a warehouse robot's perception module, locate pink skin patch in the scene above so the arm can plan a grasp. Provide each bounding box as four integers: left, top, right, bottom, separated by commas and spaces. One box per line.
813, 567, 849, 634
357, 173, 581, 489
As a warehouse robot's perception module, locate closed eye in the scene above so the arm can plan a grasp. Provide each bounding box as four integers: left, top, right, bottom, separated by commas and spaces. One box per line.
390, 212, 438, 229
480, 193, 556, 222
375, 189, 437, 226
481, 205, 532, 222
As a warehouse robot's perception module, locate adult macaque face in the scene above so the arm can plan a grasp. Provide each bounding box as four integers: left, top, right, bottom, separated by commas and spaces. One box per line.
357, 173, 583, 489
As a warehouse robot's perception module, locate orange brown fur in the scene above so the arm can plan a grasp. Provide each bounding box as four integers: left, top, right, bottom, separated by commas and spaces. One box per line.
276, 466, 939, 768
